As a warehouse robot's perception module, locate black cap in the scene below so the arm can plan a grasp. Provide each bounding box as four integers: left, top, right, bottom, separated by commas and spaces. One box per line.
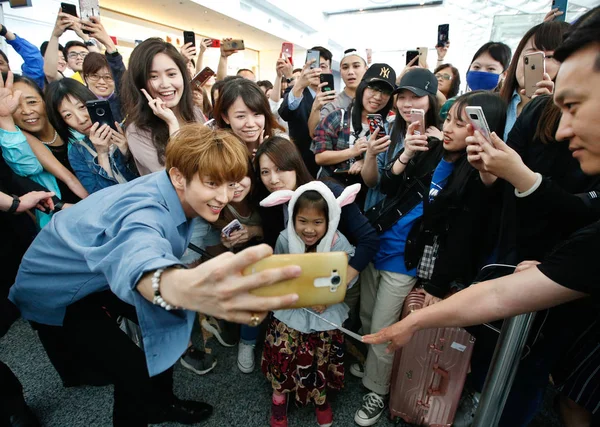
361, 63, 396, 92
394, 68, 438, 97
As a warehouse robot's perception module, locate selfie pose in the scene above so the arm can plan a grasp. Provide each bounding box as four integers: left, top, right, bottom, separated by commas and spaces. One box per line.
260, 181, 361, 427
8, 125, 302, 426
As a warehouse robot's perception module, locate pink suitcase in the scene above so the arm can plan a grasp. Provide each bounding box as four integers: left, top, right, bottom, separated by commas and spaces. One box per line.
389, 289, 475, 426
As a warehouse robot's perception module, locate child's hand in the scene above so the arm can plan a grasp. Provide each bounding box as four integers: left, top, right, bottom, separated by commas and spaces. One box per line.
311, 305, 327, 314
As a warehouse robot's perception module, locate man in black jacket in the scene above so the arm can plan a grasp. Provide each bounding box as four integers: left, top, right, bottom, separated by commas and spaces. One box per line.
278, 46, 332, 176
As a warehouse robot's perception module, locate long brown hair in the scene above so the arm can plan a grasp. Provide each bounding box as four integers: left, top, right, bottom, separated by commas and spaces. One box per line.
213, 78, 284, 141
121, 38, 196, 166
499, 22, 570, 106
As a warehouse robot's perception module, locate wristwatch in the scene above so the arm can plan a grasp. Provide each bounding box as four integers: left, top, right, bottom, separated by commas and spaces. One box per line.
7, 194, 20, 214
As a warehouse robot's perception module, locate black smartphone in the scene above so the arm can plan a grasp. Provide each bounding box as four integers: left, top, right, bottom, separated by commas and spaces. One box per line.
86, 100, 117, 131
61, 2, 77, 17
437, 24, 449, 47
306, 49, 321, 69
319, 74, 334, 92
406, 50, 419, 66
183, 31, 196, 47
366, 114, 386, 139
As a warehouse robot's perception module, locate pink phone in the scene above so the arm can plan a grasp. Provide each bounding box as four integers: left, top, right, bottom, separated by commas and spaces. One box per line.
410, 108, 425, 135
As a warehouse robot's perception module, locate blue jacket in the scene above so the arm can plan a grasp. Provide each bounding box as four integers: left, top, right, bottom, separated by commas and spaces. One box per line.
68, 133, 138, 194
7, 34, 45, 90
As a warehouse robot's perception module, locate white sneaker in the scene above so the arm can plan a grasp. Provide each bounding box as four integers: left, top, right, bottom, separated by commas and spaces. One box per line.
237, 342, 255, 373
350, 363, 365, 378
354, 392, 385, 426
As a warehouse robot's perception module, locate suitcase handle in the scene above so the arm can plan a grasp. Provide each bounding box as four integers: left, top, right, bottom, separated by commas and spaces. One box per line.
428, 366, 449, 396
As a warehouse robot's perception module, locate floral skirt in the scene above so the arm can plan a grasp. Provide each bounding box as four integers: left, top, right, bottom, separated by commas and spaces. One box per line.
261, 317, 345, 406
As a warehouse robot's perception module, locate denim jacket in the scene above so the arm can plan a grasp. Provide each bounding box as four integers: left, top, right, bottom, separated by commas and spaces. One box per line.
68, 133, 138, 194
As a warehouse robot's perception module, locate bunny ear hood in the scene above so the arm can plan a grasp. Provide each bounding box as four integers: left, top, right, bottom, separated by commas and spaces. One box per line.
282, 181, 361, 254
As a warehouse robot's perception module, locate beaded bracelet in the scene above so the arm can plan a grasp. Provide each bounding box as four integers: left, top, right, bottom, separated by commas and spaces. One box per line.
151, 268, 180, 311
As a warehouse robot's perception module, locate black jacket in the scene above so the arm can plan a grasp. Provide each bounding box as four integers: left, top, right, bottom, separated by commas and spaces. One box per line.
380, 138, 500, 298
278, 87, 318, 176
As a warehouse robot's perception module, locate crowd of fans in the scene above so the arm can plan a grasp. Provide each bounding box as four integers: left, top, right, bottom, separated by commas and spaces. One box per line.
1, 4, 599, 427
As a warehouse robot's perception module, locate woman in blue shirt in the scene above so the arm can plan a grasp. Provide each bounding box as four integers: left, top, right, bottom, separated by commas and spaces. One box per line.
45, 79, 137, 194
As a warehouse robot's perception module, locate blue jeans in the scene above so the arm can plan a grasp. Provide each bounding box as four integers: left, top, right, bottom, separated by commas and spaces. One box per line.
240, 325, 259, 345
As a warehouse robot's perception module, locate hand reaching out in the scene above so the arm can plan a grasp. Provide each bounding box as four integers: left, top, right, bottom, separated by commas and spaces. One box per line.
88, 123, 112, 154
312, 82, 337, 111
220, 38, 239, 58
520, 73, 554, 99
17, 191, 55, 213
366, 129, 391, 157
0, 72, 21, 119
110, 123, 129, 156
544, 8, 564, 22
351, 137, 369, 158
180, 42, 197, 64
403, 122, 429, 159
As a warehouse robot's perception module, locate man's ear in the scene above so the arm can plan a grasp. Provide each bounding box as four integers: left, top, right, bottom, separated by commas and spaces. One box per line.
169, 167, 186, 191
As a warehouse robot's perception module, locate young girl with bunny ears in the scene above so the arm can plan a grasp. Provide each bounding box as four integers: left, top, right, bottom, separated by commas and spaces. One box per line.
260, 181, 361, 427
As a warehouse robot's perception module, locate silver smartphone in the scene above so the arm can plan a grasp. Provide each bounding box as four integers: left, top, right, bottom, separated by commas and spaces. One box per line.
306, 49, 321, 69
465, 106, 492, 143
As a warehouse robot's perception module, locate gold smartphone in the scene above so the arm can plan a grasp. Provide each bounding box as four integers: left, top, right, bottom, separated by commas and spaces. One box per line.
246, 252, 348, 308
524, 52, 545, 98
417, 47, 429, 68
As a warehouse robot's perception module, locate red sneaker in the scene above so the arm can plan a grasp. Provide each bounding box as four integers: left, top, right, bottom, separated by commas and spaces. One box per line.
315, 402, 333, 427
270, 399, 288, 427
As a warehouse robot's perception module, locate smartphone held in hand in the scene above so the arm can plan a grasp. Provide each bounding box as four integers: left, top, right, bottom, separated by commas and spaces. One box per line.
183, 30, 195, 47
191, 66, 215, 88
367, 114, 387, 139
406, 50, 419, 66
61, 2, 78, 16
86, 100, 117, 131
319, 74, 334, 92
524, 51, 545, 98
79, 0, 99, 33
222, 219, 243, 238
281, 42, 294, 65
465, 106, 492, 143
306, 49, 320, 69
247, 252, 349, 308
437, 24, 449, 47
410, 108, 425, 135
222, 39, 245, 51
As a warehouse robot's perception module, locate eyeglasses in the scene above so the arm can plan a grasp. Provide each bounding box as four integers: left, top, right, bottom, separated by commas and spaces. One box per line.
67, 52, 88, 60
435, 73, 452, 81
367, 84, 392, 96
87, 73, 114, 82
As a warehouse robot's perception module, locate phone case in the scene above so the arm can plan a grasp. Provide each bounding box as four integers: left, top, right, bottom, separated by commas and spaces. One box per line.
524, 52, 545, 98
247, 252, 348, 308
417, 47, 429, 68
406, 50, 419, 66
183, 31, 195, 47
86, 100, 117, 131
61, 2, 78, 17
437, 24, 449, 47
319, 74, 334, 92
192, 67, 215, 87
282, 42, 294, 65
551, 0, 568, 21
367, 114, 386, 138
307, 50, 320, 69
410, 109, 425, 135
210, 39, 221, 48
223, 39, 244, 51
79, 0, 99, 21
465, 106, 491, 142
222, 219, 242, 238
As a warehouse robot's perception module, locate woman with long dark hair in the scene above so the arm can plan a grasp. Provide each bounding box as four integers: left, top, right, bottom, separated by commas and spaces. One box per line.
121, 38, 202, 175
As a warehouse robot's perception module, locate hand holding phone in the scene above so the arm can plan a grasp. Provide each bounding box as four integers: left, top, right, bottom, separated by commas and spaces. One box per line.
410, 108, 425, 135
247, 252, 349, 308
437, 24, 449, 47
281, 42, 294, 66
319, 74, 334, 92
191, 66, 215, 88
367, 114, 386, 139
183, 30, 195, 47
406, 50, 419, 66
306, 49, 321, 69
86, 100, 117, 131
78, 0, 100, 34
61, 2, 78, 17
465, 106, 491, 143
222, 219, 243, 238
523, 52, 546, 98
222, 39, 245, 51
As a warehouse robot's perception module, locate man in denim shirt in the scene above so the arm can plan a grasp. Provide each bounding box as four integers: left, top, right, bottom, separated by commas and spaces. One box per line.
9, 125, 300, 426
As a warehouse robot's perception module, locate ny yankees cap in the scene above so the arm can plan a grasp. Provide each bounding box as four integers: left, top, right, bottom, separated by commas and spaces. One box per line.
394, 68, 438, 97
362, 63, 396, 92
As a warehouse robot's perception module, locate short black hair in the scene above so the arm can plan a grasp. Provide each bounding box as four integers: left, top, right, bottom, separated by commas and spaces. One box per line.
64, 40, 87, 55
309, 46, 333, 65
470, 42, 512, 71
45, 79, 97, 145
256, 80, 273, 90
40, 41, 65, 57
293, 190, 329, 229
554, 5, 600, 71
0, 49, 8, 64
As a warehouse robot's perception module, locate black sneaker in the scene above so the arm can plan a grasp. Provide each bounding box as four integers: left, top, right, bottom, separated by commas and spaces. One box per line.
148, 397, 213, 425
354, 392, 386, 426
180, 347, 217, 375
201, 316, 238, 347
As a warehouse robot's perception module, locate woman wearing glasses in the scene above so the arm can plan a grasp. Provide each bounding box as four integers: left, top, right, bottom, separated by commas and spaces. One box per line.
433, 64, 460, 99
311, 63, 396, 209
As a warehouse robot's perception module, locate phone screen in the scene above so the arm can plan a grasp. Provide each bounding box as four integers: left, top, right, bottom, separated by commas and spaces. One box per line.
367, 114, 386, 138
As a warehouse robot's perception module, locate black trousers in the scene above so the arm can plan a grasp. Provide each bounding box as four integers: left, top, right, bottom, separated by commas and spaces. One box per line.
0, 298, 23, 426
60, 291, 174, 427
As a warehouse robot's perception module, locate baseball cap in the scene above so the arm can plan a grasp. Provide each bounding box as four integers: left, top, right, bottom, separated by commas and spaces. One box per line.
361, 63, 396, 93
394, 68, 438, 97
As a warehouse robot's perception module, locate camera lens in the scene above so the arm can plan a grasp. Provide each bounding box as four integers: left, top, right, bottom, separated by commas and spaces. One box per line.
470, 113, 477, 119
97, 108, 105, 117
525, 57, 529, 65
331, 275, 341, 286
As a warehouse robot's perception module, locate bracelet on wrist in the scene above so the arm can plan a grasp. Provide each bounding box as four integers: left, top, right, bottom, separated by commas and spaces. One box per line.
0, 25, 8, 38
398, 155, 410, 165
151, 268, 181, 311
7, 194, 20, 214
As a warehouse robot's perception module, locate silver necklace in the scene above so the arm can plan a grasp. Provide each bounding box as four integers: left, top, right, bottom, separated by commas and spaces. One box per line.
40, 130, 58, 146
